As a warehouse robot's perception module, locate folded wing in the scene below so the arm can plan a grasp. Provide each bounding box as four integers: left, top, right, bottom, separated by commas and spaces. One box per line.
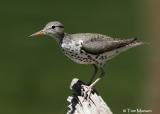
82, 38, 139, 54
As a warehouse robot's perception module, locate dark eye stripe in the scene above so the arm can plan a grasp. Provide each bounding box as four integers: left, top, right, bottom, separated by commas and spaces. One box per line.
56, 26, 64, 28
51, 25, 64, 29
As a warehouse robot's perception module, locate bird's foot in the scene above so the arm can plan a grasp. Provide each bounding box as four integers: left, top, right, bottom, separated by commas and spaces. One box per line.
81, 85, 93, 101
81, 78, 101, 101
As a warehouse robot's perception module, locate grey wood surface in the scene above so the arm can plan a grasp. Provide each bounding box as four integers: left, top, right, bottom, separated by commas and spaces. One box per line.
67, 78, 113, 114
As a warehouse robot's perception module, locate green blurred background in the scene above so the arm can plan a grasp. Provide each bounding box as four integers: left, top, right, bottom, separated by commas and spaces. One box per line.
0, 0, 157, 114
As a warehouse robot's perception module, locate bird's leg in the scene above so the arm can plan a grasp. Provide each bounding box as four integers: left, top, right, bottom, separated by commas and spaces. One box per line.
83, 67, 105, 100
83, 65, 98, 100
87, 64, 98, 85
89, 67, 105, 88
100, 67, 105, 78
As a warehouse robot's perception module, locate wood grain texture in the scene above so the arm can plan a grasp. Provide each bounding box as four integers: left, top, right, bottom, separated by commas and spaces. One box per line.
67, 78, 113, 114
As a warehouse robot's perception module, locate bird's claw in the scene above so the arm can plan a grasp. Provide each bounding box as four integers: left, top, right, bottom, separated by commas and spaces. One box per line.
81, 85, 93, 101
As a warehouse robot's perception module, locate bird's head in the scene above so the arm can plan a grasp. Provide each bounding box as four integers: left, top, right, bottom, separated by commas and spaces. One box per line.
30, 21, 64, 42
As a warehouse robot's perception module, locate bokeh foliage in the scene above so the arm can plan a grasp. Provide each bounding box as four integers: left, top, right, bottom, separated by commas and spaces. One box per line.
0, 0, 146, 114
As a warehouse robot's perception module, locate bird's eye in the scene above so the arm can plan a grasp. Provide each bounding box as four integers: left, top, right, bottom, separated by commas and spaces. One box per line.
51, 26, 55, 29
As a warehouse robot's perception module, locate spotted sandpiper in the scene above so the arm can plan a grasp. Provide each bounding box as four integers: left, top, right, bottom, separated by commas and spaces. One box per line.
30, 21, 143, 87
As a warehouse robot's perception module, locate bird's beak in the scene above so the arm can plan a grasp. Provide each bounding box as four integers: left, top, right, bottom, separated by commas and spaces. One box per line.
29, 30, 45, 37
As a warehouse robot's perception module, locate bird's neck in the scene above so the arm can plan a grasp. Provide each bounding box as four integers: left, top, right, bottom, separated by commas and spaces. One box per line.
56, 33, 65, 44
50, 33, 65, 44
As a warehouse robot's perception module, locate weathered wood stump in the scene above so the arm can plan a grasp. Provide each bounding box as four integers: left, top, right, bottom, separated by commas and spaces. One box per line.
67, 78, 113, 114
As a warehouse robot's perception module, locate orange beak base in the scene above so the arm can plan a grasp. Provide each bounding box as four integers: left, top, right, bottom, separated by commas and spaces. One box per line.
29, 30, 45, 37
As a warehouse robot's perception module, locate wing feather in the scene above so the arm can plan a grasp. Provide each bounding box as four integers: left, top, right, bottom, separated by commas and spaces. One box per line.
82, 38, 138, 54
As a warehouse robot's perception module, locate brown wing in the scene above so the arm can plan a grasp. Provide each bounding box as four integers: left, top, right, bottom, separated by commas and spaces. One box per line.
81, 38, 138, 55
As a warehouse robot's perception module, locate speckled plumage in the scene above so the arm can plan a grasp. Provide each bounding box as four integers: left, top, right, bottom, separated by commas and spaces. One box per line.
30, 21, 143, 84
61, 33, 142, 66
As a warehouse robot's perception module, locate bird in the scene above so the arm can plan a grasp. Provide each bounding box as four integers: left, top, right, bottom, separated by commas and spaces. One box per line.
30, 21, 143, 87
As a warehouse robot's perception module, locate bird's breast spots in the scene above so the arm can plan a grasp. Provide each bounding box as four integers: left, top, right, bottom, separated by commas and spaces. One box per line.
95, 55, 100, 59
80, 50, 86, 54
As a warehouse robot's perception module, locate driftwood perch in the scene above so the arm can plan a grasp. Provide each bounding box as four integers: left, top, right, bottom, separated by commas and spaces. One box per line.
67, 78, 113, 114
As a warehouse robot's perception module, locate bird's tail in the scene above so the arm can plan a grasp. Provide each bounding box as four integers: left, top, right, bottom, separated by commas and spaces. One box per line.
106, 38, 145, 61
125, 38, 145, 48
